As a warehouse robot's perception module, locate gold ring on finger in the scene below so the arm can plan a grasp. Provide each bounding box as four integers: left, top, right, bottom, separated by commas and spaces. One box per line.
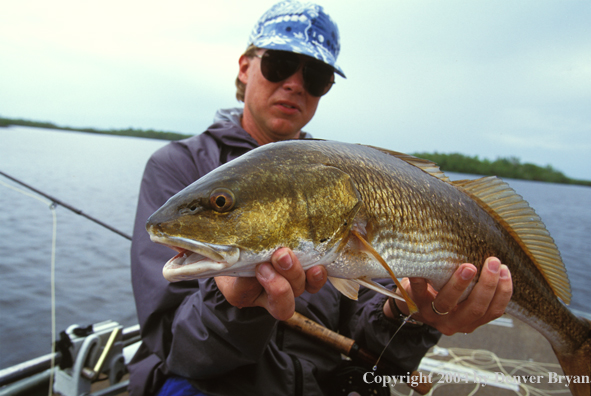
431, 301, 449, 316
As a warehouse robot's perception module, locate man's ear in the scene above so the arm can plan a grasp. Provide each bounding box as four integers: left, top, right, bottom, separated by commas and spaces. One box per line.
238, 54, 251, 85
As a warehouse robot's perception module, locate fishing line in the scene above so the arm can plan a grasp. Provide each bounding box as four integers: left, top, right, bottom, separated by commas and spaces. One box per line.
48, 203, 57, 396
0, 178, 50, 203
0, 178, 58, 396
373, 315, 411, 371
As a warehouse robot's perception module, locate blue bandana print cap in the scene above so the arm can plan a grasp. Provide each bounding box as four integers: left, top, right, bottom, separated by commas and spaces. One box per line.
248, 1, 345, 78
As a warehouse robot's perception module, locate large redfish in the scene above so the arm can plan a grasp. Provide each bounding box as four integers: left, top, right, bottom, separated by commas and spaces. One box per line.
146, 140, 590, 396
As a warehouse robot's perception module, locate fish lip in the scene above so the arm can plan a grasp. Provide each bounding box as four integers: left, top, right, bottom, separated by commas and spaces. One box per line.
150, 235, 240, 265
163, 253, 235, 282
150, 235, 242, 282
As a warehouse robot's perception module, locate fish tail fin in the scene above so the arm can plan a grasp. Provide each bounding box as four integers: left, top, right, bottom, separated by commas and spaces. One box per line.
553, 319, 591, 396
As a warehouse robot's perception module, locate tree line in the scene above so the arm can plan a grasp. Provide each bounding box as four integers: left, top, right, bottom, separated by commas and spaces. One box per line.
2, 115, 588, 186
0, 116, 192, 141
412, 152, 590, 187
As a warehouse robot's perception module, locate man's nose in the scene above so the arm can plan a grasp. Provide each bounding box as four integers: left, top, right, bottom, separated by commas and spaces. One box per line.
281, 67, 305, 94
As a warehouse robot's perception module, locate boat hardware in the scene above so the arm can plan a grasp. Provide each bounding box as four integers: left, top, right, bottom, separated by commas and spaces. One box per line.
81, 327, 122, 381
52, 321, 126, 396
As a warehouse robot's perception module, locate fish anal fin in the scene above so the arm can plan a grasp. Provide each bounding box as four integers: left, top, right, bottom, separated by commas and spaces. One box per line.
355, 277, 406, 304
328, 277, 360, 300
329, 276, 408, 305
453, 176, 571, 304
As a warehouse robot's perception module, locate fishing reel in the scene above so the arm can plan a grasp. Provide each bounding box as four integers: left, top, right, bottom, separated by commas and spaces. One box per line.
322, 364, 390, 396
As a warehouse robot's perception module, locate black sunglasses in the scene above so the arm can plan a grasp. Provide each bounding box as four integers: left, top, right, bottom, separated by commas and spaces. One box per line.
256, 50, 335, 97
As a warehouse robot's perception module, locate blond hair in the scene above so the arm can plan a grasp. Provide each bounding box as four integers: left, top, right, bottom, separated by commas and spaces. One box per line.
235, 45, 259, 102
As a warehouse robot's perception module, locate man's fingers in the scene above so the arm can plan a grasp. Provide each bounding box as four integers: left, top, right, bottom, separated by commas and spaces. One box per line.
449, 258, 503, 329
256, 263, 295, 321
305, 266, 327, 294
217, 248, 328, 321
396, 257, 513, 336
457, 264, 513, 332
214, 276, 263, 308
270, 248, 306, 297
488, 265, 513, 318
461, 258, 501, 308
407, 277, 429, 297
430, 263, 477, 316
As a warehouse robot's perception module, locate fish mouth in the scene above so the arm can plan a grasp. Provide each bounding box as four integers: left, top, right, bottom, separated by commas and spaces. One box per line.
150, 235, 240, 282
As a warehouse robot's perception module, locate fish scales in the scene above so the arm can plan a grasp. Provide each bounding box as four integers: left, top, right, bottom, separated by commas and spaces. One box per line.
317, 143, 495, 283
147, 140, 591, 396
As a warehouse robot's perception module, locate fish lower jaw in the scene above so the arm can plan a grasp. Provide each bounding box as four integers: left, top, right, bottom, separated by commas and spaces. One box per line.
149, 235, 240, 264
162, 250, 260, 281
163, 251, 233, 282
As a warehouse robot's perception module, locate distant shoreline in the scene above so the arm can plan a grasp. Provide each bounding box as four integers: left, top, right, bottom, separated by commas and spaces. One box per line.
413, 152, 590, 187
0, 116, 192, 141
2, 116, 589, 186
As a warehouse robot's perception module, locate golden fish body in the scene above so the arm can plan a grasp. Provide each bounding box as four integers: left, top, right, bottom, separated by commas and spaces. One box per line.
147, 140, 590, 396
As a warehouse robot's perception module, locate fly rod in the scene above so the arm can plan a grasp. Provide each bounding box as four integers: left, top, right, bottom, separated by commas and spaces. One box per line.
283, 312, 432, 395
0, 170, 132, 241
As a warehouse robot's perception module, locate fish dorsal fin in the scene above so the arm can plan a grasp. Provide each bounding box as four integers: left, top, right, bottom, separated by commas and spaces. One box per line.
365, 146, 451, 183
452, 176, 571, 304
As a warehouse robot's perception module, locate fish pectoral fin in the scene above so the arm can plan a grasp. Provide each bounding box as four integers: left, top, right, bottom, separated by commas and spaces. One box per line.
351, 230, 419, 315
329, 277, 360, 300
354, 277, 406, 304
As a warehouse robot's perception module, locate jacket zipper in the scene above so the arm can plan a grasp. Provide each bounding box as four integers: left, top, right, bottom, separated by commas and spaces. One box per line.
278, 323, 304, 396
289, 354, 303, 396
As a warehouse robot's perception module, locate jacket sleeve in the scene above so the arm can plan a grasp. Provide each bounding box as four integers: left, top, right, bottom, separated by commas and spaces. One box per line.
129, 140, 278, 392
342, 282, 441, 375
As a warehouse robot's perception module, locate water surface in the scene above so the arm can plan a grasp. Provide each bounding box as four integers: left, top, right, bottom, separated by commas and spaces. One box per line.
1, 126, 589, 369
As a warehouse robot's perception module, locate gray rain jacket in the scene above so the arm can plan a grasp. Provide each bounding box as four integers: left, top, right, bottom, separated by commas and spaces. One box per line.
128, 108, 441, 396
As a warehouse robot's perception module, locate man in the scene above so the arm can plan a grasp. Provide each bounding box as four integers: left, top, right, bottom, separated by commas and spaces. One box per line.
129, 2, 513, 395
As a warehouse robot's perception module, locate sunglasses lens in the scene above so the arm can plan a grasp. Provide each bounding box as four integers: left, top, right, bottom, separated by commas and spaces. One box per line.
260, 50, 334, 97
260, 51, 300, 83
303, 63, 334, 97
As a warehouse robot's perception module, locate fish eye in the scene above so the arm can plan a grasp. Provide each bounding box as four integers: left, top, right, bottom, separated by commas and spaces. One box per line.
209, 188, 235, 212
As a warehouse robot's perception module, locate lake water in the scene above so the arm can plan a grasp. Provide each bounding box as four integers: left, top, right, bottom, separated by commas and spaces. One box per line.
1, 126, 590, 370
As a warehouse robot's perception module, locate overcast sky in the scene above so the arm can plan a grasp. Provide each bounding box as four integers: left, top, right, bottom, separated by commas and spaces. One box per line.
1, 0, 590, 180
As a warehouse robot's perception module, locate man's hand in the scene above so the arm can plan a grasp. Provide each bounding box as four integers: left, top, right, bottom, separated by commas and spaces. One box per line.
215, 248, 328, 321
385, 257, 513, 335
